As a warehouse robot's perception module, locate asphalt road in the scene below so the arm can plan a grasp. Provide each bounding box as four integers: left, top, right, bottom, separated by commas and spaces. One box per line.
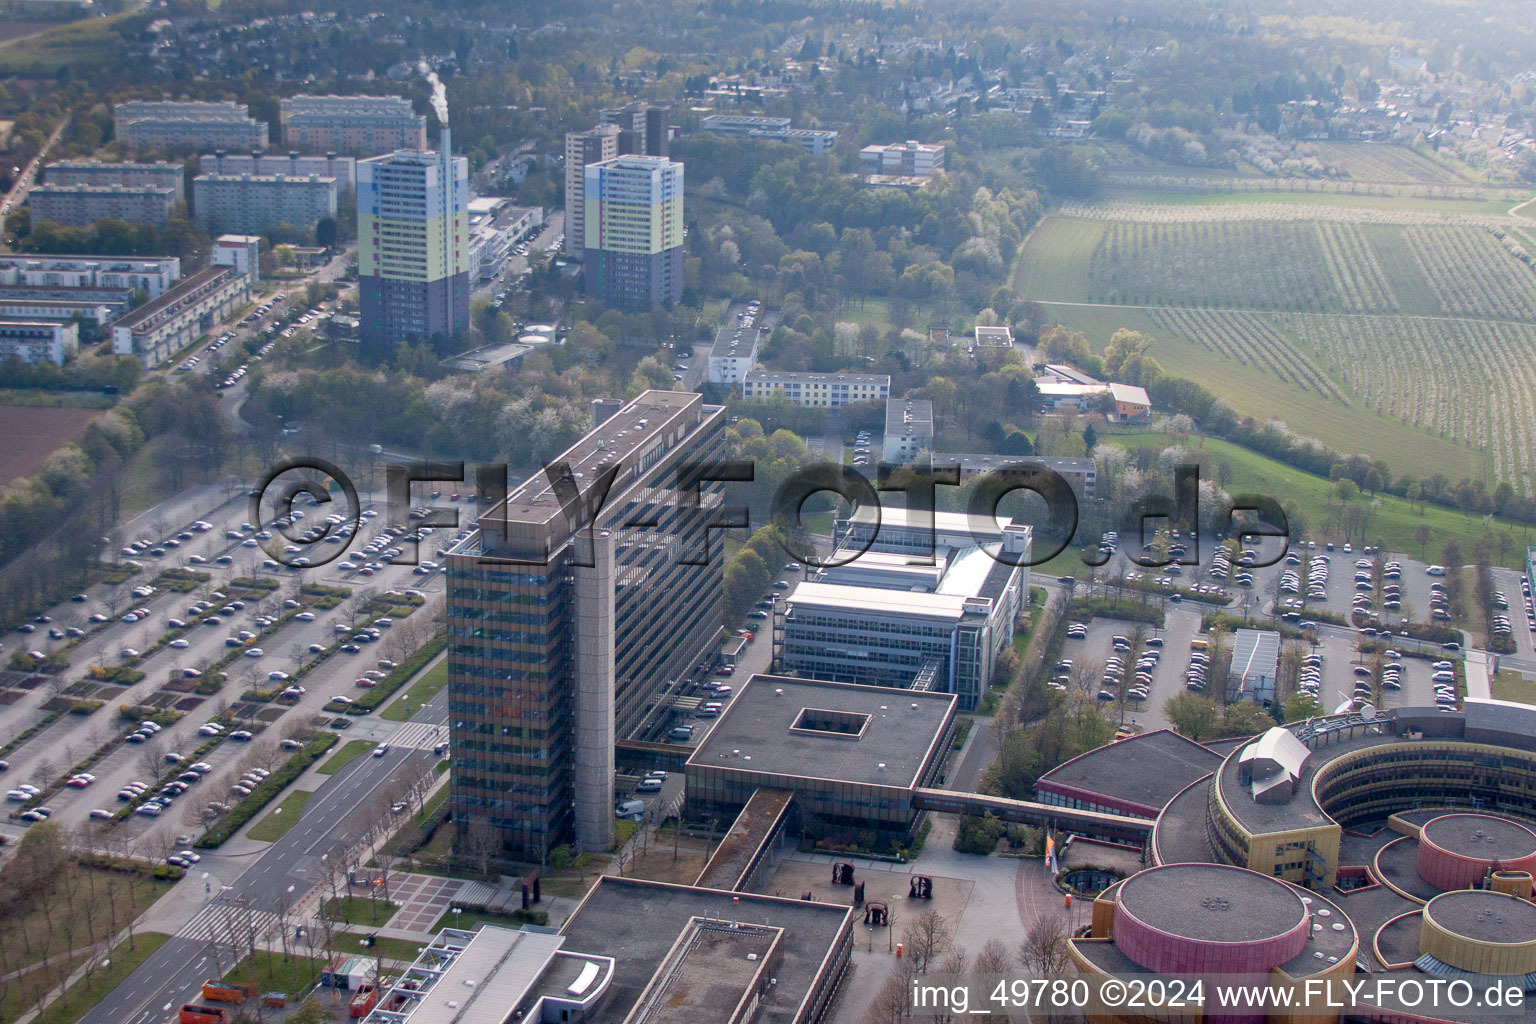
81, 693, 444, 1024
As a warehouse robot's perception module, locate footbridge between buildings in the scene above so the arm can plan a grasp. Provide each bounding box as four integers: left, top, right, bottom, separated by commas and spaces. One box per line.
912, 788, 1155, 844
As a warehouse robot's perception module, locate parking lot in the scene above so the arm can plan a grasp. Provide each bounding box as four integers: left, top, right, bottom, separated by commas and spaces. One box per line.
0, 480, 452, 850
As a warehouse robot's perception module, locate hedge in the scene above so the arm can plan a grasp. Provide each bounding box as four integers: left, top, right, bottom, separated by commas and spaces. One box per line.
195, 732, 337, 848
78, 851, 186, 881
345, 632, 446, 714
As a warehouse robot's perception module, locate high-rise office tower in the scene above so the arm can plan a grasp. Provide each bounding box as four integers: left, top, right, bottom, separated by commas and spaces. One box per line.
583, 154, 684, 310
562, 126, 618, 258
444, 391, 727, 859
356, 128, 469, 360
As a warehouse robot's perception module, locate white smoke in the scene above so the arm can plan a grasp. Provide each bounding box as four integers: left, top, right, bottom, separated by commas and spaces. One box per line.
420, 62, 449, 125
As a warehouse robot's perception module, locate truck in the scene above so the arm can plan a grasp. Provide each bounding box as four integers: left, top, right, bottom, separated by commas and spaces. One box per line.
348, 983, 377, 1018
201, 980, 256, 1003
179, 1004, 227, 1024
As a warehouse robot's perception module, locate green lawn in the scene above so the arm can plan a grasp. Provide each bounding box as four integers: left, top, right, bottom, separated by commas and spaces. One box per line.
1492, 670, 1536, 706
225, 949, 327, 998
323, 894, 398, 927
248, 790, 312, 841
1105, 428, 1533, 567
1093, 186, 1521, 216
317, 739, 375, 775
380, 659, 447, 722
1012, 216, 1103, 302
335, 934, 427, 961
32, 933, 170, 1024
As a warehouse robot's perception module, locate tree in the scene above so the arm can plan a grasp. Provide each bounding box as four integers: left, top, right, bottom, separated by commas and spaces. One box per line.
1081, 422, 1098, 453
1413, 524, 1433, 560
1220, 699, 1276, 737
901, 909, 954, 974
1164, 691, 1219, 741
1018, 914, 1071, 975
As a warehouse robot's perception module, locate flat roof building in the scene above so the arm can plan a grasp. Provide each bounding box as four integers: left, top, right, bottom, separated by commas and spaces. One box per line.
44, 160, 185, 202
446, 391, 727, 858
0, 319, 78, 365
357, 129, 470, 358
882, 397, 933, 464
110, 236, 256, 367
551, 876, 854, 1024
706, 325, 760, 384
1035, 728, 1223, 819
28, 184, 178, 228
933, 451, 1098, 500
697, 114, 838, 154
782, 541, 1025, 710
859, 140, 946, 176
279, 94, 426, 154
201, 151, 357, 190
115, 100, 268, 151
563, 125, 619, 259
192, 172, 339, 235
582, 154, 684, 310
686, 674, 956, 844
740, 370, 889, 408
0, 254, 180, 298
972, 324, 1013, 349
0, 298, 115, 325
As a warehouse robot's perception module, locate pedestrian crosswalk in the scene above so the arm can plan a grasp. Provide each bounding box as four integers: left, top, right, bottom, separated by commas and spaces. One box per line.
388, 720, 447, 750
177, 901, 282, 945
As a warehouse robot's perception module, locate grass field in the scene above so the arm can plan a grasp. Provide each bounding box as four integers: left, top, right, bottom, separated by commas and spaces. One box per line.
0, 404, 101, 485
317, 739, 375, 775
248, 789, 313, 841
380, 659, 446, 722
0, 14, 125, 73
1104, 428, 1534, 566
322, 893, 398, 927
225, 949, 327, 998
1013, 217, 1101, 302
1090, 188, 1522, 216
1492, 670, 1536, 705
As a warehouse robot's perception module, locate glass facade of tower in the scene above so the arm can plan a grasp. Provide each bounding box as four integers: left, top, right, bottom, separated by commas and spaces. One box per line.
446, 393, 727, 859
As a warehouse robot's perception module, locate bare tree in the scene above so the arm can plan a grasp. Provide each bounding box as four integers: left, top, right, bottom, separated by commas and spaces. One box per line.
973, 938, 1011, 976
140, 740, 169, 785
901, 909, 954, 975
1018, 915, 1072, 976
866, 962, 917, 1024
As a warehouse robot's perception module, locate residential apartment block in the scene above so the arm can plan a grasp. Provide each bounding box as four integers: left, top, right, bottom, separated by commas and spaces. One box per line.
739, 370, 890, 407
110, 234, 256, 367
705, 325, 759, 384
0, 320, 78, 365
0, 254, 180, 297
28, 184, 178, 228
201, 151, 357, 190
883, 397, 934, 463
44, 160, 186, 202
357, 129, 470, 358
279, 94, 426, 154
192, 172, 339, 235
562, 126, 619, 258
582, 154, 684, 310
115, 100, 268, 151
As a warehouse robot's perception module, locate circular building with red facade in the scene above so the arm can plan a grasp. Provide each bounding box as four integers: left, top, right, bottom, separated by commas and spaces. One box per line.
1416, 813, 1536, 892
1112, 863, 1312, 975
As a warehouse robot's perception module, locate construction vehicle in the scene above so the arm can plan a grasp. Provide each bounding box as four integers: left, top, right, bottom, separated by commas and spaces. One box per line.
178, 1004, 227, 1024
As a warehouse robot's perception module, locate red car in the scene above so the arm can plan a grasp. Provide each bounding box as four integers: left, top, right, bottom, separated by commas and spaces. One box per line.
355, 678, 376, 688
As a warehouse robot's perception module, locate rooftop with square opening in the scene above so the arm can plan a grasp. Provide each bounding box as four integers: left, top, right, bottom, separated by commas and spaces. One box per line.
790, 707, 871, 739
690, 675, 954, 789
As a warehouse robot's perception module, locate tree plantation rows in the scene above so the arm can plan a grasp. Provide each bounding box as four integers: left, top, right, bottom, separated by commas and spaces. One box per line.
1081, 218, 1536, 319
1283, 313, 1536, 497
1149, 307, 1346, 401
